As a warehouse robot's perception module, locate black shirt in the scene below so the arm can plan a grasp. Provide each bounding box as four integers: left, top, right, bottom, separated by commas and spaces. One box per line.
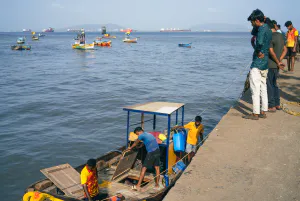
268, 32, 285, 69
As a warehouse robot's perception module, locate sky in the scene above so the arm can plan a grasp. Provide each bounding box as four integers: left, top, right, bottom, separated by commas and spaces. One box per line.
1, 0, 299, 32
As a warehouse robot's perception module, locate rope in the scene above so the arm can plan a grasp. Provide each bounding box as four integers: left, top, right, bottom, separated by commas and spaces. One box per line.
281, 101, 300, 116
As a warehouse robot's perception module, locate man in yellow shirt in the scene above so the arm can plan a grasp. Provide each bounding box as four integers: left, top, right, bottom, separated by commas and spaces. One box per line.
285, 21, 298, 73
173, 116, 204, 163
81, 159, 100, 201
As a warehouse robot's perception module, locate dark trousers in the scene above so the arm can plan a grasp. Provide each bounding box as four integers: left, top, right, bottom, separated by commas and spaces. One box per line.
267, 68, 280, 108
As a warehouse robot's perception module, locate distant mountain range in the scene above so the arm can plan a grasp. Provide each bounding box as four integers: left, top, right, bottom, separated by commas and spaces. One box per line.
190, 23, 250, 32
53, 23, 250, 32
55, 23, 125, 32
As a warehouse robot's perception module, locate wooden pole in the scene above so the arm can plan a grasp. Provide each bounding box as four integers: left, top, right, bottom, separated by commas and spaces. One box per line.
141, 113, 144, 129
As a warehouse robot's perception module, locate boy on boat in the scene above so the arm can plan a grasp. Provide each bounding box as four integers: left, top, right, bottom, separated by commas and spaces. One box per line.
172, 116, 204, 163
127, 127, 161, 191
81, 159, 100, 201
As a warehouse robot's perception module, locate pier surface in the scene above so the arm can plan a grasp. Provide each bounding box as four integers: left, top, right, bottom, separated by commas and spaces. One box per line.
164, 61, 300, 201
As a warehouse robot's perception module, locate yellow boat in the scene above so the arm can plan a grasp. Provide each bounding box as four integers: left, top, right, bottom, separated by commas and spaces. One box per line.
102, 33, 116, 39
72, 43, 94, 50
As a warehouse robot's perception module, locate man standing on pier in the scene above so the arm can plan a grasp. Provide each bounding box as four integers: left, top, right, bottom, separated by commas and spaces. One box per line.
244, 9, 272, 120
266, 20, 287, 112
285, 21, 298, 73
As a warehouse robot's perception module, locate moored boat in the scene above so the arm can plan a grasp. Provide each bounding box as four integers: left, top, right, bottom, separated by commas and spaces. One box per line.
102, 33, 117, 39
72, 43, 95, 50
11, 45, 31, 50
32, 36, 39, 41
123, 38, 138, 43
23, 102, 196, 201
178, 43, 192, 48
94, 40, 112, 47
38, 33, 45, 37
17, 37, 26, 44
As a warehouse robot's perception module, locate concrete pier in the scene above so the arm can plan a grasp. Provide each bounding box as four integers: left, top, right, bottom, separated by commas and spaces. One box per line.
164, 61, 300, 201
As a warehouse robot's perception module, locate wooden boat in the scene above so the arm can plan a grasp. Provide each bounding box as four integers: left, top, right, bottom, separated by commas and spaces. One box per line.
123, 38, 138, 43
17, 37, 26, 44
32, 36, 39, 41
72, 43, 94, 50
11, 45, 31, 50
102, 34, 117, 39
23, 102, 194, 201
178, 43, 191, 48
94, 40, 112, 47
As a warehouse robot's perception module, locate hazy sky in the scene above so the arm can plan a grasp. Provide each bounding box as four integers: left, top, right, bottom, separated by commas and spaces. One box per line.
1, 0, 299, 31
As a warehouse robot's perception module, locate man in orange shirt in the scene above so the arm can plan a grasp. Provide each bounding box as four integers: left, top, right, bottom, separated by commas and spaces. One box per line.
81, 159, 100, 201
173, 116, 204, 163
285, 21, 298, 73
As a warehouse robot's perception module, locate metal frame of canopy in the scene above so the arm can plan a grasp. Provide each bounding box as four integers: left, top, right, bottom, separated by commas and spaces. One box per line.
123, 102, 185, 187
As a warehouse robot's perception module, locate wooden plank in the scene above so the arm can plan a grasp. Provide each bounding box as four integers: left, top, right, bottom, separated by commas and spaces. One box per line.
40, 163, 84, 199
111, 151, 138, 181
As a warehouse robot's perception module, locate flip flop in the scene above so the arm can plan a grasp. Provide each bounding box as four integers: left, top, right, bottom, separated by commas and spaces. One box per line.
131, 185, 139, 191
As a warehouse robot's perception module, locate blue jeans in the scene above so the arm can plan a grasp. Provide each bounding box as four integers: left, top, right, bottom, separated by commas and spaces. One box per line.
267, 68, 280, 108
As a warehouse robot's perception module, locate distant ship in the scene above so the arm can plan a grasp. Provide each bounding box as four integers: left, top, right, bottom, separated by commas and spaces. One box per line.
22, 29, 32, 32
67, 29, 81, 32
160, 28, 191, 32
42, 27, 54, 32
120, 28, 137, 32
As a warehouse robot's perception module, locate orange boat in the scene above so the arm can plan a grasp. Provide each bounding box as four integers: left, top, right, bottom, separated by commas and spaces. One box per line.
94, 40, 112, 47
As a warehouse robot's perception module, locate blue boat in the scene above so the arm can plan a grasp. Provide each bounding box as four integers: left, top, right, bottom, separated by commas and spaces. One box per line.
178, 43, 191, 48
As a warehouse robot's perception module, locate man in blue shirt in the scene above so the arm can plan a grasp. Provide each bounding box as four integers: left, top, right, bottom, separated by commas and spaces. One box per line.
128, 127, 160, 191
244, 9, 272, 120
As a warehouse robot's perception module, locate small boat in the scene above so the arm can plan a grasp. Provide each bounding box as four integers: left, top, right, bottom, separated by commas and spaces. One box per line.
123, 38, 138, 43
17, 37, 26, 44
23, 102, 196, 201
102, 33, 117, 39
72, 43, 95, 50
38, 33, 45, 37
94, 40, 112, 47
11, 45, 31, 50
178, 43, 192, 48
32, 35, 39, 41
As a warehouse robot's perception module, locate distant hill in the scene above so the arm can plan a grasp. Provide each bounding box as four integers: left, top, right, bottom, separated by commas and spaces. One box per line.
55, 23, 125, 32
190, 23, 250, 32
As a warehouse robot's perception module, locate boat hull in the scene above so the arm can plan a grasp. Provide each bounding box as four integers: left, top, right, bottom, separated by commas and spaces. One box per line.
17, 41, 25, 44
72, 43, 94, 50
23, 145, 189, 201
178, 43, 191, 48
123, 38, 138, 43
102, 36, 116, 39
11, 45, 31, 50
94, 41, 112, 47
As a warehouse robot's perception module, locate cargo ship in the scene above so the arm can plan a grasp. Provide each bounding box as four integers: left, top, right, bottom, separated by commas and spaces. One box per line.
42, 27, 54, 32
22, 29, 32, 32
160, 28, 191, 32
120, 28, 137, 32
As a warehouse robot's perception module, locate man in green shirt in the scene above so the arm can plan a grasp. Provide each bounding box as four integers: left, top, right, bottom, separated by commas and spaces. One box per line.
266, 20, 287, 112
244, 9, 272, 120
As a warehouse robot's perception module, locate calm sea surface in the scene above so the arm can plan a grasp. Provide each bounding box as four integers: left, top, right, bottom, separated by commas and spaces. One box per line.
0, 32, 252, 200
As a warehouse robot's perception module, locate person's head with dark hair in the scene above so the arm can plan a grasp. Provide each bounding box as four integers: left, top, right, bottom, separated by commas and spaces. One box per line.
265, 18, 275, 30
86, 158, 97, 170
195, 116, 202, 126
134, 127, 144, 135
272, 20, 277, 25
277, 24, 281, 29
285, 21, 293, 30
248, 9, 265, 28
